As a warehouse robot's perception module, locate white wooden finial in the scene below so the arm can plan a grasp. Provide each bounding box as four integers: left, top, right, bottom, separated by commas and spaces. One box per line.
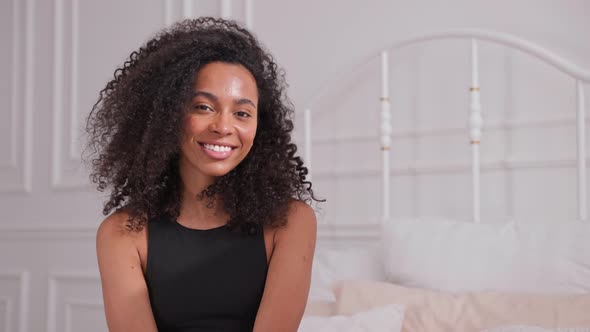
380, 51, 392, 222
469, 39, 482, 223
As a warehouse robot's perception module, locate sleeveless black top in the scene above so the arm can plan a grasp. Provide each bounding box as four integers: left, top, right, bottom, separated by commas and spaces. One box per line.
145, 215, 268, 332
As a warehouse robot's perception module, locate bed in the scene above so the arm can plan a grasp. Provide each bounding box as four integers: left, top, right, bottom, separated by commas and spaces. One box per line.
298, 29, 590, 332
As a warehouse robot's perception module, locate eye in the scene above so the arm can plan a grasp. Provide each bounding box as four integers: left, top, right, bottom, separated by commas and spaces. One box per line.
235, 111, 251, 118
194, 104, 213, 112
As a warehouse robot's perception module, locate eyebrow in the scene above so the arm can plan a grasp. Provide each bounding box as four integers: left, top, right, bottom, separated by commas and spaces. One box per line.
193, 91, 257, 108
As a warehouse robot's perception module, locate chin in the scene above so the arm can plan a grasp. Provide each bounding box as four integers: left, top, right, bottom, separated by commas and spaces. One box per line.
201, 165, 236, 178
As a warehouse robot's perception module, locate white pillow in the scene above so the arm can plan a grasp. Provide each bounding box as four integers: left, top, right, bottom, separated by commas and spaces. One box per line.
298, 304, 405, 332
309, 244, 386, 302
381, 218, 590, 293
309, 252, 336, 301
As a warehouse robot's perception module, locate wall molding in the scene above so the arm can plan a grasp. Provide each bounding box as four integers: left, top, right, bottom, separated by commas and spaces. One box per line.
164, 0, 253, 28
51, 0, 88, 191
0, 270, 31, 332
1, 0, 21, 170
0, 295, 14, 332
0, 0, 34, 193
64, 300, 103, 332
23, 0, 34, 194
182, 0, 193, 18
0, 224, 96, 241
163, 0, 175, 27
244, 0, 253, 29
47, 270, 100, 332
68, 0, 80, 162
51, 0, 67, 189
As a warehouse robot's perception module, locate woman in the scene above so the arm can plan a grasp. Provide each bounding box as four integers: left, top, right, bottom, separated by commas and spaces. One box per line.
86, 17, 321, 332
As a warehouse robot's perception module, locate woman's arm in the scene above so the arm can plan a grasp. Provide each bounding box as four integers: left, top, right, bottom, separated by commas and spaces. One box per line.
96, 213, 159, 332
253, 201, 317, 332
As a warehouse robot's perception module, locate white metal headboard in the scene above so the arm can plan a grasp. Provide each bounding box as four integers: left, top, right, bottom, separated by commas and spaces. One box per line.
302, 29, 590, 223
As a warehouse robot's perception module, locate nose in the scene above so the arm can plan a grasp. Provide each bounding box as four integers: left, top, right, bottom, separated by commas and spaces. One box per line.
208, 112, 232, 135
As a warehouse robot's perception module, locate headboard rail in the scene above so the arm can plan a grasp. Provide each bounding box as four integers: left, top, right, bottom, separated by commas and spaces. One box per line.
303, 29, 590, 223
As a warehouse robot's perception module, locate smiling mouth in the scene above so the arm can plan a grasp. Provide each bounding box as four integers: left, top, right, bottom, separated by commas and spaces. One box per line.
197, 142, 237, 160
201, 143, 235, 152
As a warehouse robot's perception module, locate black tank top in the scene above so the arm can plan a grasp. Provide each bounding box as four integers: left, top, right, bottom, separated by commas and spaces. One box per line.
145, 215, 268, 332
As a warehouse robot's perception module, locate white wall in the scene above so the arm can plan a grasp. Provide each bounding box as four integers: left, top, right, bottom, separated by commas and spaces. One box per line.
0, 0, 588, 329
254, 0, 590, 104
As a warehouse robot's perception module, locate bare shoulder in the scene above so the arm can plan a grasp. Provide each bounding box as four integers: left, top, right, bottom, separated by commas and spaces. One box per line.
96, 210, 145, 241
96, 210, 146, 252
274, 200, 317, 244
287, 200, 316, 219
95, 210, 158, 331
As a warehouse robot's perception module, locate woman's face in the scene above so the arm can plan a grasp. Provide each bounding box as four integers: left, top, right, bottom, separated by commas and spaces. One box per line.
180, 62, 258, 180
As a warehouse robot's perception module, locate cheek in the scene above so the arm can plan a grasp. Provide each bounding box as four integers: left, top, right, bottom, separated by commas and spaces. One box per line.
235, 119, 257, 147
242, 124, 257, 148
183, 116, 206, 139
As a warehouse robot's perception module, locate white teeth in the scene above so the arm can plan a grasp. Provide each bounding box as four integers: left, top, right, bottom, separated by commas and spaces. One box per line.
203, 144, 232, 152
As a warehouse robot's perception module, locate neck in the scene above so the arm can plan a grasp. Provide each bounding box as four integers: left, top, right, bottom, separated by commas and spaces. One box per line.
178, 157, 227, 227
178, 191, 228, 227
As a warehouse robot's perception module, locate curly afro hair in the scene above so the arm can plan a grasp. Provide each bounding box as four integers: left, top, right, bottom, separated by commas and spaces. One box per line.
85, 17, 322, 232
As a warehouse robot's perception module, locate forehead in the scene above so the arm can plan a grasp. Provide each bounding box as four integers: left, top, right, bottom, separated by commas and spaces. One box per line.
193, 62, 258, 99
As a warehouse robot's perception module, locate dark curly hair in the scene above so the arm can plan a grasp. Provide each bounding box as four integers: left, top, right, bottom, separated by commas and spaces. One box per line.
85, 17, 322, 232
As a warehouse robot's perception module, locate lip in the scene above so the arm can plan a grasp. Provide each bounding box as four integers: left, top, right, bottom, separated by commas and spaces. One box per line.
198, 142, 237, 160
